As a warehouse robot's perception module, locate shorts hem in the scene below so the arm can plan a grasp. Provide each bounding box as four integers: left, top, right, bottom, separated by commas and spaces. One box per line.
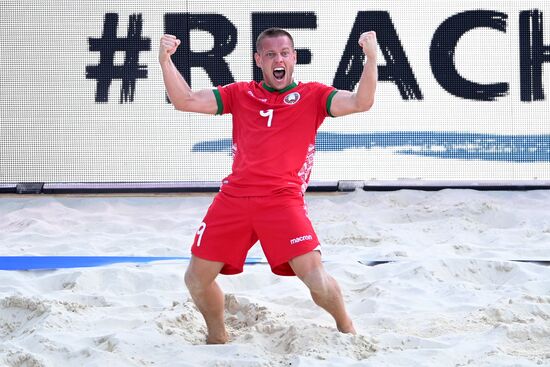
269, 242, 321, 276
191, 252, 244, 275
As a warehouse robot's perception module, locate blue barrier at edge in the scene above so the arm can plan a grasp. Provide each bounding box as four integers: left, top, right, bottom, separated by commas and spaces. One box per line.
0, 256, 265, 271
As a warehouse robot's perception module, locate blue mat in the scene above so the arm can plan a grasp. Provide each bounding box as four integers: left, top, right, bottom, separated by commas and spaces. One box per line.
0, 256, 264, 271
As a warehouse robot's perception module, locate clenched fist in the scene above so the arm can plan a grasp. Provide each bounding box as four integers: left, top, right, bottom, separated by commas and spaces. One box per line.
159, 34, 181, 63
358, 31, 377, 60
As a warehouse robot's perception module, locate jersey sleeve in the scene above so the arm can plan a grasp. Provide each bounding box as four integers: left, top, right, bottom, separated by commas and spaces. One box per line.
313, 82, 338, 119
310, 83, 338, 130
325, 89, 338, 118
213, 82, 241, 115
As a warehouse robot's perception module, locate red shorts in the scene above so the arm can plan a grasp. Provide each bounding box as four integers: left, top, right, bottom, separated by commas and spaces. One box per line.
191, 191, 320, 276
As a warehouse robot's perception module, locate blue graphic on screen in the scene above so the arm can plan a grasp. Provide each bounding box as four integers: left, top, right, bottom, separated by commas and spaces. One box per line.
192, 132, 550, 162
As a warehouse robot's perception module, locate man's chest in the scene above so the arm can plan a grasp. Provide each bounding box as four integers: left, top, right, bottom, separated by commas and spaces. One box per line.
233, 89, 317, 131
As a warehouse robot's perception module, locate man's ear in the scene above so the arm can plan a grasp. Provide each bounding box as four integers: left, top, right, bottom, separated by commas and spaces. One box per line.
254, 52, 261, 68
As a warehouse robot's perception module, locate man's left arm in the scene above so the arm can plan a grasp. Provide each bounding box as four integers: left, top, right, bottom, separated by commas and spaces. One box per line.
329, 31, 378, 117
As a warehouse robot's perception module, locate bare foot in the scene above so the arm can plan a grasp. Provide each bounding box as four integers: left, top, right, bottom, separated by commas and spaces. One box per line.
337, 319, 357, 335
206, 330, 229, 344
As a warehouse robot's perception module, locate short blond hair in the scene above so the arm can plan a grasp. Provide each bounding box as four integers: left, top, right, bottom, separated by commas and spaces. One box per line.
256, 28, 294, 52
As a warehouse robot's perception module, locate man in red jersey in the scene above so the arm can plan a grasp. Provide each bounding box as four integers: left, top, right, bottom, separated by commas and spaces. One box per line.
159, 28, 377, 344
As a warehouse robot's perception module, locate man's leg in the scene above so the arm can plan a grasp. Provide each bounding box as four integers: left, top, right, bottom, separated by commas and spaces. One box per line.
184, 256, 228, 344
289, 251, 356, 334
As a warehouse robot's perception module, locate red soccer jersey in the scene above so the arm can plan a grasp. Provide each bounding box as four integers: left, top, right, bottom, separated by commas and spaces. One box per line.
213, 80, 337, 196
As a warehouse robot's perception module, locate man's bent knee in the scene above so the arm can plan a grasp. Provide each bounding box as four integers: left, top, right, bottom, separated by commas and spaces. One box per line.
301, 267, 332, 296
184, 268, 203, 292
184, 256, 224, 292
289, 251, 332, 295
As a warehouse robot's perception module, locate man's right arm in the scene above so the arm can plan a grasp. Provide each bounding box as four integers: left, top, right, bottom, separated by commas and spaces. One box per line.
159, 34, 219, 115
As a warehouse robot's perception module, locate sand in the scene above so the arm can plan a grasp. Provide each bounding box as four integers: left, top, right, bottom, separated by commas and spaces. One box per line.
1, 189, 549, 366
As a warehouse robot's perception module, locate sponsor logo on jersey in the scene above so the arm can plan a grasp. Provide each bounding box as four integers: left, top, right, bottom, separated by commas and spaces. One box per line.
284, 92, 301, 105
290, 234, 313, 245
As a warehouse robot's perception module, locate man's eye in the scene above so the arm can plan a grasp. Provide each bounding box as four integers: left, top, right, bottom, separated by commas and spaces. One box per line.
267, 52, 274, 57
282, 52, 288, 57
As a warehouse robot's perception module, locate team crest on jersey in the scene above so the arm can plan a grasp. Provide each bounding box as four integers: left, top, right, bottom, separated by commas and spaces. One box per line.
284, 92, 301, 105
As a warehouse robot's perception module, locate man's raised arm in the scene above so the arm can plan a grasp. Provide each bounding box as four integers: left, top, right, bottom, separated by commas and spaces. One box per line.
159, 34, 219, 115
329, 31, 378, 117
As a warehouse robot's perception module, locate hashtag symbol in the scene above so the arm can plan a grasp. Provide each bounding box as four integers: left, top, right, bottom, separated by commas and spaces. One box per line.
86, 13, 151, 103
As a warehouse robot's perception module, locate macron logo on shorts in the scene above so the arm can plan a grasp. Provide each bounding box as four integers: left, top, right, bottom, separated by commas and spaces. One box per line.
290, 234, 313, 245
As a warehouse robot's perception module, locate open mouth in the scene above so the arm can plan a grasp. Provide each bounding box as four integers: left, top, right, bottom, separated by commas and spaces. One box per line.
273, 67, 285, 80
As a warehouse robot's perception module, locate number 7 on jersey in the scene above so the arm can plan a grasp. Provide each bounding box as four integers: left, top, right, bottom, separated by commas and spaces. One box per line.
260, 109, 274, 127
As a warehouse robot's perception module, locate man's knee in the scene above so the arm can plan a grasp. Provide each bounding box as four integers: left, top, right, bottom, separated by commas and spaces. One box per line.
289, 253, 338, 299
184, 268, 203, 292
184, 256, 224, 292
300, 267, 332, 296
